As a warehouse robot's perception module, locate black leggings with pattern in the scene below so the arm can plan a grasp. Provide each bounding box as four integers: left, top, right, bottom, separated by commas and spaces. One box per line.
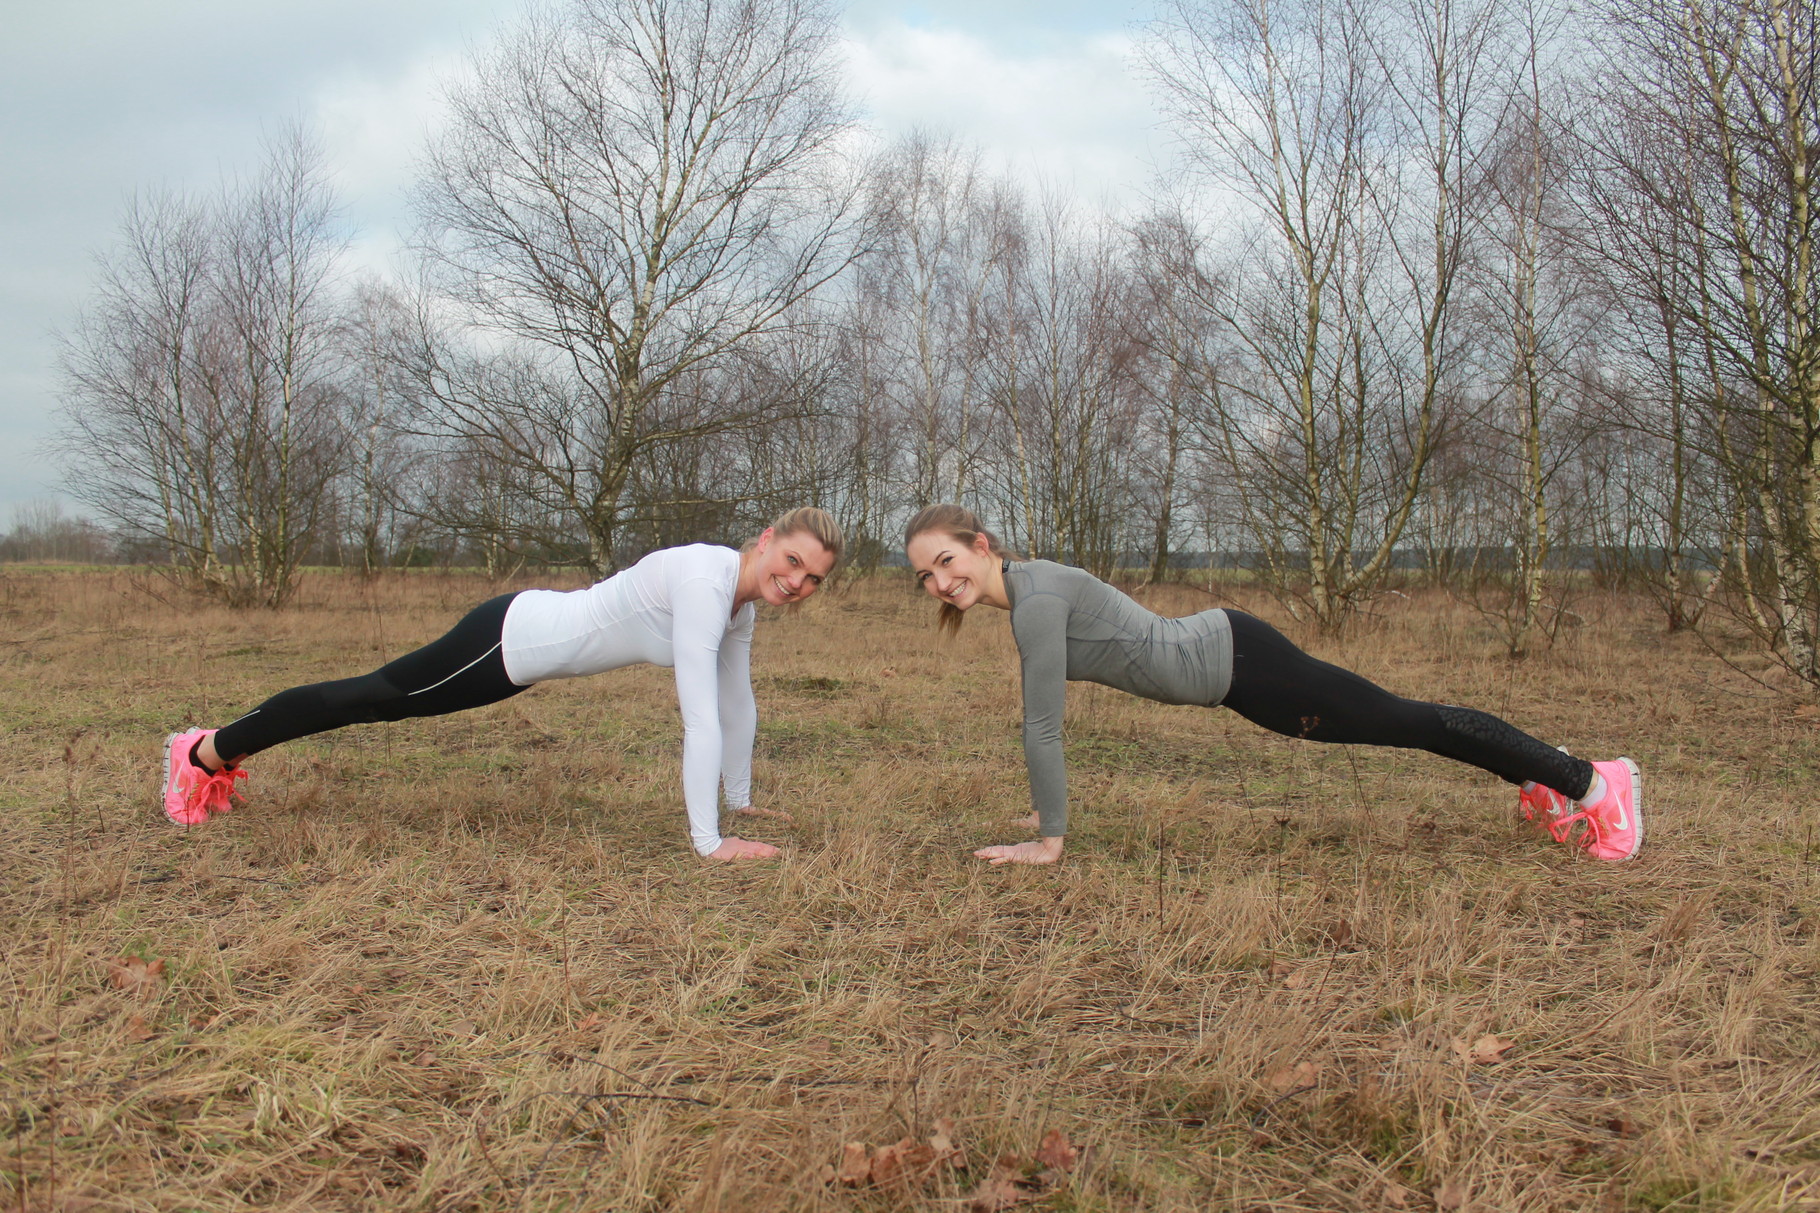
1221, 611, 1592, 799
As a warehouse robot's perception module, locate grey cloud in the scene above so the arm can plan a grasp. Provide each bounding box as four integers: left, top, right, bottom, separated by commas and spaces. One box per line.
0, 0, 513, 514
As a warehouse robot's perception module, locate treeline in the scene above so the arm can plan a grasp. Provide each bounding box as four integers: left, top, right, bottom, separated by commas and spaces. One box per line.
50, 0, 1820, 688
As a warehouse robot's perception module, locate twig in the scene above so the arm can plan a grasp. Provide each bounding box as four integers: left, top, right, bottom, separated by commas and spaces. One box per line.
1250, 1083, 1319, 1127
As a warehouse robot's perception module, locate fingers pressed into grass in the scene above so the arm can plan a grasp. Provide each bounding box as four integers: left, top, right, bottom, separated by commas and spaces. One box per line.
730, 805, 795, 823
973, 836, 1065, 865
706, 836, 780, 861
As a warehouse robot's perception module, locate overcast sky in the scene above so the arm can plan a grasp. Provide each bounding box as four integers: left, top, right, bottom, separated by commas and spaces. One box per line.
0, 0, 1170, 517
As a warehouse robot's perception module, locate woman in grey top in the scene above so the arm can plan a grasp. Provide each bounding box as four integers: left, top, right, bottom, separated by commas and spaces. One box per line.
903, 505, 1642, 865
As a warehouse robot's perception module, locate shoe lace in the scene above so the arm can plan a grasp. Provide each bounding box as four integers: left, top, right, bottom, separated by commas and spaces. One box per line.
200, 766, 247, 814
1549, 798, 1615, 851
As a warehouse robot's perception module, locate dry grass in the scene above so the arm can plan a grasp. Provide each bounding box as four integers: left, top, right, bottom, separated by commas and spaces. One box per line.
2, 567, 1818, 1212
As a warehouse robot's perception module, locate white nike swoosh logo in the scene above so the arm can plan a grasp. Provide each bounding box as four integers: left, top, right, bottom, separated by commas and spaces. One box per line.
1611, 803, 1629, 830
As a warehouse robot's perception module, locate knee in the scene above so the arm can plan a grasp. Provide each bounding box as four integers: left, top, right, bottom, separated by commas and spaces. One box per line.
315, 672, 407, 724
1436, 704, 1500, 741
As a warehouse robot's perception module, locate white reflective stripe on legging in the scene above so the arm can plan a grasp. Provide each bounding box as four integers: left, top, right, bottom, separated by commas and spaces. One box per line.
407, 641, 503, 696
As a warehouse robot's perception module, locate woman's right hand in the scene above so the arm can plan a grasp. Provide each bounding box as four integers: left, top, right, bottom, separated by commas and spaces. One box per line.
707, 837, 780, 861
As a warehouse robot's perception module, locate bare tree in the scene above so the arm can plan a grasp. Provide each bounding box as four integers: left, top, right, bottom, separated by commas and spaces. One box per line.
0, 501, 114, 564
820, 280, 905, 571
1579, 0, 1820, 687
985, 196, 1146, 575
1131, 209, 1227, 584
1142, 0, 1499, 627
406, 0, 863, 575
56, 127, 347, 606
1455, 2, 1600, 655
859, 135, 1008, 506
339, 278, 429, 574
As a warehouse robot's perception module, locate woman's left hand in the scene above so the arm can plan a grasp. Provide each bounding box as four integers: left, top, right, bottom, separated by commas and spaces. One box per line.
731, 805, 794, 823
973, 836, 1065, 865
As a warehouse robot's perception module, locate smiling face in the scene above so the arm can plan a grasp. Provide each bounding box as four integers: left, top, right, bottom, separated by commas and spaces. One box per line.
747, 527, 836, 606
905, 528, 1000, 612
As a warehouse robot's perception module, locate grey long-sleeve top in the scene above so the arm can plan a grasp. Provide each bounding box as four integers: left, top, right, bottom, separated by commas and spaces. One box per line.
1005, 560, 1234, 836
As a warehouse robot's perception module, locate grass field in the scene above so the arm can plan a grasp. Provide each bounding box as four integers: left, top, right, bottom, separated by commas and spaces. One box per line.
3, 568, 1818, 1212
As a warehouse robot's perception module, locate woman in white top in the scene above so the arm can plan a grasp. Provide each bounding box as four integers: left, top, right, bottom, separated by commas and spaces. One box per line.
160, 508, 842, 861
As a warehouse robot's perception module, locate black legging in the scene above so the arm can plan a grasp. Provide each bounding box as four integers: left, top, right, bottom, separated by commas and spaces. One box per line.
212, 593, 530, 761
1221, 611, 1593, 800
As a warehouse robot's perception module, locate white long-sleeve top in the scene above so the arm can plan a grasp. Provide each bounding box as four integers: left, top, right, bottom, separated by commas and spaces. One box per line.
500, 544, 756, 856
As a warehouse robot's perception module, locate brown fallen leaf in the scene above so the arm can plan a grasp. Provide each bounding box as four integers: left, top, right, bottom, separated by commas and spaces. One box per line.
967, 1176, 1030, 1212
1383, 1181, 1412, 1208
834, 1141, 871, 1187
107, 956, 165, 998
1607, 1115, 1641, 1138
1434, 1180, 1470, 1209
1324, 918, 1355, 947
124, 1014, 155, 1042
1266, 1060, 1321, 1092
447, 1018, 480, 1038
1452, 1034, 1515, 1065
929, 1117, 963, 1164
574, 1012, 608, 1032
1033, 1128, 1078, 1172
1268, 958, 1294, 980
869, 1139, 910, 1187
966, 1155, 1034, 1212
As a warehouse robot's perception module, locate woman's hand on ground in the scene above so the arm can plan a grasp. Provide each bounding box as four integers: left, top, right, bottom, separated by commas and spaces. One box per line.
731, 805, 795, 823
973, 836, 1065, 865
707, 837, 780, 861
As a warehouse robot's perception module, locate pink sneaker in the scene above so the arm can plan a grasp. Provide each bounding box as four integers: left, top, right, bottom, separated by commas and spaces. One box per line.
1519, 782, 1572, 836
161, 729, 247, 825
1554, 758, 1643, 861
1519, 747, 1574, 840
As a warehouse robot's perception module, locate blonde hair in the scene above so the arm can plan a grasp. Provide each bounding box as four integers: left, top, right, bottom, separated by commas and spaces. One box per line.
745, 506, 844, 568
902, 503, 1020, 634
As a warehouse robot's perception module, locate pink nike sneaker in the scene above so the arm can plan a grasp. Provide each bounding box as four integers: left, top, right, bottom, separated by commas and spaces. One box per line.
161, 729, 247, 825
1518, 747, 1574, 840
1555, 758, 1643, 861
1519, 781, 1572, 837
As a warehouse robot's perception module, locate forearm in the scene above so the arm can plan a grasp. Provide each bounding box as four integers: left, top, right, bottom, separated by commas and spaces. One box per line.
1024, 724, 1069, 837
718, 700, 757, 809
682, 731, 726, 856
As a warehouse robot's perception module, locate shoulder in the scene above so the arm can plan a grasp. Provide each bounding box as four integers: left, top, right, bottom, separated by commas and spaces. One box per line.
1011, 559, 1105, 600
1007, 561, 1077, 634
647, 544, 740, 585
655, 543, 738, 568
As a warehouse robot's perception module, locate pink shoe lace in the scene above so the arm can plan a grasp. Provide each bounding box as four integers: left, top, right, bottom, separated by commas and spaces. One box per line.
199, 766, 247, 816
1520, 782, 1571, 838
